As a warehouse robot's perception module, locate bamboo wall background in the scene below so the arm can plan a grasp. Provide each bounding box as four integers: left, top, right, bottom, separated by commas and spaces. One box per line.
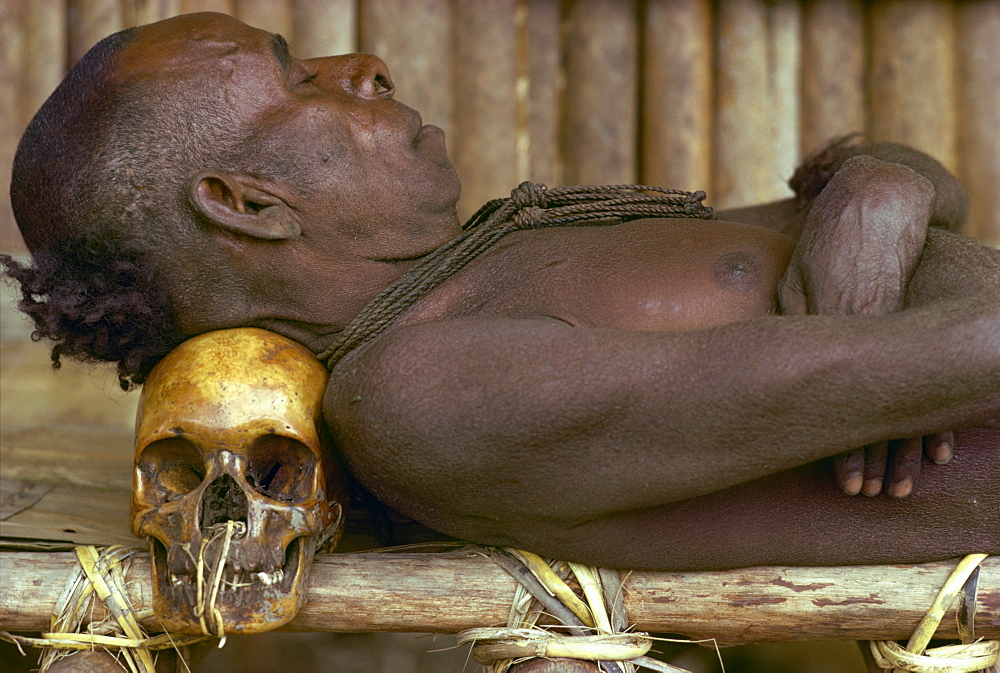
1, 0, 998, 257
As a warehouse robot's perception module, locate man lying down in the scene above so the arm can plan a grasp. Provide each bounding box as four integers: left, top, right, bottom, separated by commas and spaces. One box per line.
3, 12, 997, 573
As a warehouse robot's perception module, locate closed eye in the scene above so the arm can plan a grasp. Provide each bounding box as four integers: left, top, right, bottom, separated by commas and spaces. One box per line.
299, 72, 318, 85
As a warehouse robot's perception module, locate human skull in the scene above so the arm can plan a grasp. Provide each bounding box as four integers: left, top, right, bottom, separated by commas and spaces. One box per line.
131, 328, 348, 635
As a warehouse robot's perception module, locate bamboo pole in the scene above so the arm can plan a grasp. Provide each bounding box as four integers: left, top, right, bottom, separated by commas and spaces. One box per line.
641, 0, 713, 194
2, 552, 997, 644
178, 0, 235, 14
8, 0, 67, 256
869, 0, 957, 173
563, 0, 639, 185
522, 0, 562, 187
0, 0, 25, 254
67, 0, 123, 68
714, 0, 797, 209
767, 0, 801, 188
292, 0, 356, 59
955, 1, 1000, 245
123, 0, 181, 27
24, 0, 68, 118
452, 0, 519, 220
800, 0, 865, 155
234, 0, 293, 36
359, 0, 452, 141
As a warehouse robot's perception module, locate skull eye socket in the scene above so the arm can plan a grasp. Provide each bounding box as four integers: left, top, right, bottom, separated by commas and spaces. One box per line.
247, 435, 316, 503
138, 437, 206, 501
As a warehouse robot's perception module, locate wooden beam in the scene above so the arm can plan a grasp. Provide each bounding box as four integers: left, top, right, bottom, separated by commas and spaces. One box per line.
800, 0, 865, 155
713, 0, 798, 208
292, 0, 356, 58
2, 551, 997, 644
955, 1, 1000, 245
869, 0, 957, 172
522, 0, 562, 187
641, 0, 713, 194
563, 0, 639, 185
67, 0, 123, 68
452, 0, 519, 219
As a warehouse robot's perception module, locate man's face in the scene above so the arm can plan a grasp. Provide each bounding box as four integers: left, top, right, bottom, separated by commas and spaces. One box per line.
125, 13, 462, 263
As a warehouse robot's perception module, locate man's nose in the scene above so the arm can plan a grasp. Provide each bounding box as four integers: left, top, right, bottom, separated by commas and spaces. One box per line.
306, 53, 395, 99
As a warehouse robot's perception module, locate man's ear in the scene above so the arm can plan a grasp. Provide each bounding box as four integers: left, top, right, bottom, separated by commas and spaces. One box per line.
188, 170, 302, 240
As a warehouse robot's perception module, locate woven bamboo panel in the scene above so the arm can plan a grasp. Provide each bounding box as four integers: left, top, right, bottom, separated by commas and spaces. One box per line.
2, 0, 998, 247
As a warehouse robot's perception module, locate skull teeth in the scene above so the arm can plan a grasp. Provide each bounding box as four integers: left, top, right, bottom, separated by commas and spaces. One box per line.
164, 568, 285, 590
253, 569, 283, 586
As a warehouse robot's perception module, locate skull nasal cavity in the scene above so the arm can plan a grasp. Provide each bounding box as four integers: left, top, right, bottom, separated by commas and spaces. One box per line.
200, 474, 249, 531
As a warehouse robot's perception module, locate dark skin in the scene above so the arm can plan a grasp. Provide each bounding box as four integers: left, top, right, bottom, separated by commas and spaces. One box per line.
113, 14, 998, 570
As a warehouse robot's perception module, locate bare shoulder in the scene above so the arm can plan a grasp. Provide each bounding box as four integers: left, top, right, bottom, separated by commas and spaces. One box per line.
323, 317, 570, 427
320, 317, 580, 531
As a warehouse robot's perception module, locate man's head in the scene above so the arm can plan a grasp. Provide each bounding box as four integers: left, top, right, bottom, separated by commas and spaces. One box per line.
3, 12, 461, 386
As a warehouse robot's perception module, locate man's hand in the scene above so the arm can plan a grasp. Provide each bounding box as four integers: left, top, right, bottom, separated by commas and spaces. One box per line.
779, 155, 947, 498
779, 155, 933, 317
831, 433, 954, 498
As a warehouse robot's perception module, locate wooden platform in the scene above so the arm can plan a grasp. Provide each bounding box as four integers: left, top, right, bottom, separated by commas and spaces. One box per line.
2, 420, 998, 645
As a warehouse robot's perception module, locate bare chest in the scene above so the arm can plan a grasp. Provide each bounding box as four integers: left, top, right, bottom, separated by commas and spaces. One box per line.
401, 218, 796, 332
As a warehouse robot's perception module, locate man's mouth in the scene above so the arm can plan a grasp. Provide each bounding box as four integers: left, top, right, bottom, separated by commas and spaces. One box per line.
414, 124, 443, 147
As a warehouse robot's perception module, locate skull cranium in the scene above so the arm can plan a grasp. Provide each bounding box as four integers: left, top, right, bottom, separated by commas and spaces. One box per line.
131, 328, 347, 635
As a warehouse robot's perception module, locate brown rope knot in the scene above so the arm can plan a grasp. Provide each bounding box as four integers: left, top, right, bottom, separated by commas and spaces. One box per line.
512, 206, 546, 230
685, 191, 709, 215
509, 181, 549, 210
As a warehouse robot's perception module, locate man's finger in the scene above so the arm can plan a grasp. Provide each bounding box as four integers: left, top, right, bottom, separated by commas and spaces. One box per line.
833, 448, 865, 495
924, 431, 954, 465
887, 436, 922, 498
861, 441, 889, 496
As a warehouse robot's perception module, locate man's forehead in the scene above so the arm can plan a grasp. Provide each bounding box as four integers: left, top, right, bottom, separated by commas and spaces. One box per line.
120, 12, 276, 77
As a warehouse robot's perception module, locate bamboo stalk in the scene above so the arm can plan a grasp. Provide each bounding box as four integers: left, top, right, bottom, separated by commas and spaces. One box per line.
641, 0, 713, 194
523, 0, 562, 187
955, 1, 1000, 245
123, 0, 181, 27
0, 0, 25, 254
24, 0, 68, 117
869, 0, 957, 172
359, 0, 452, 140
67, 0, 123, 68
2, 551, 997, 644
9, 0, 66, 256
800, 0, 865, 154
767, 0, 801, 188
563, 0, 639, 185
178, 0, 235, 14
292, 0, 356, 59
714, 0, 795, 209
453, 0, 519, 220
234, 0, 292, 36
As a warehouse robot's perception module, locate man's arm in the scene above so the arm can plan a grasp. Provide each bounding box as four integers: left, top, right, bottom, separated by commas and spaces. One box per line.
325, 232, 999, 530
778, 153, 969, 497
715, 137, 969, 238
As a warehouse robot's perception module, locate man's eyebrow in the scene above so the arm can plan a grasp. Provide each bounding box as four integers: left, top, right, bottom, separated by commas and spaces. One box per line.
271, 34, 292, 71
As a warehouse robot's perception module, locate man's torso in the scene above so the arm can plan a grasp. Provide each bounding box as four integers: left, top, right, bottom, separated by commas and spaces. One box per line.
395, 217, 796, 333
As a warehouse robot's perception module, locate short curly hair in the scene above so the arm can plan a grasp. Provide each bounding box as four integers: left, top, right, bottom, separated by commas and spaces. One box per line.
1, 237, 181, 389
1, 26, 187, 388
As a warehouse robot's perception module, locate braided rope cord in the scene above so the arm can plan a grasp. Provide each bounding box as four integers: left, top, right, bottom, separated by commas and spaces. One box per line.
319, 182, 712, 369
